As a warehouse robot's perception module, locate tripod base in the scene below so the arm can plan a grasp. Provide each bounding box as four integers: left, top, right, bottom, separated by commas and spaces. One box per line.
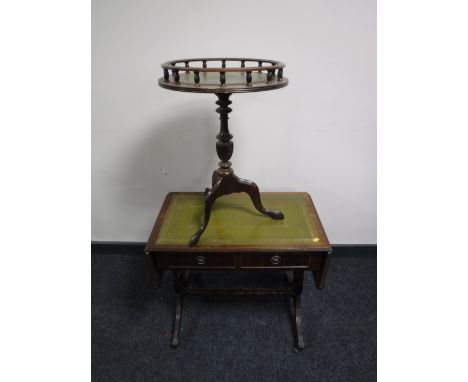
189, 171, 284, 247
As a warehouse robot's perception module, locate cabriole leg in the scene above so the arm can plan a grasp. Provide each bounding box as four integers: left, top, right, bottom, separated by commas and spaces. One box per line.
171, 294, 183, 348
292, 270, 305, 351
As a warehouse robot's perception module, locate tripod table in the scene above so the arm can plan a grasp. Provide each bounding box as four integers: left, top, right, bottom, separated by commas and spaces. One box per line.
158, 58, 289, 247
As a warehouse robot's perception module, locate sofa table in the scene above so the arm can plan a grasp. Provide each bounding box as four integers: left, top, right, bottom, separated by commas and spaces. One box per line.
145, 192, 332, 351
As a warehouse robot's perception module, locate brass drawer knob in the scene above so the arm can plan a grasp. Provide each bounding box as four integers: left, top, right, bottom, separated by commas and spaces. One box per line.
271, 255, 282, 265
195, 255, 206, 265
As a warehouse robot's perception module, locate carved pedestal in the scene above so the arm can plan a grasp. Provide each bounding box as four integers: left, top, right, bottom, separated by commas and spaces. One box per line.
189, 93, 284, 247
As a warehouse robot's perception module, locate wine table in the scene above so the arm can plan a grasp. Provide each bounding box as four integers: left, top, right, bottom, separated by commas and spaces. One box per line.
158, 57, 289, 246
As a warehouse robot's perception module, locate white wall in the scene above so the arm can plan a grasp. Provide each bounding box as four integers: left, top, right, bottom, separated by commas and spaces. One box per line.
92, 0, 376, 244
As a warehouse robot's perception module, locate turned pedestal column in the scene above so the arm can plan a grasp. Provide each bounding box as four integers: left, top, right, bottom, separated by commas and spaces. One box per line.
189, 93, 284, 247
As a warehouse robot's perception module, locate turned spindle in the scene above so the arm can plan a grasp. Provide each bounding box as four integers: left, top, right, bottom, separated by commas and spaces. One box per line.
215, 93, 233, 175
277, 68, 283, 81
173, 69, 180, 84
246, 71, 252, 86
267, 70, 273, 83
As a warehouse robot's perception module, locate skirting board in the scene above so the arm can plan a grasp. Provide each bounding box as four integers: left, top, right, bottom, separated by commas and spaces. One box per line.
91, 242, 376, 257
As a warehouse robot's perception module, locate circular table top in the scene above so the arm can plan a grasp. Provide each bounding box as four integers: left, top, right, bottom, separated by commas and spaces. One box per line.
158, 57, 289, 94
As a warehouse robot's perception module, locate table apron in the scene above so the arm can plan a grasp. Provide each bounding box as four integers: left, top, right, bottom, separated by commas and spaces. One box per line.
166, 265, 309, 271
155, 252, 326, 271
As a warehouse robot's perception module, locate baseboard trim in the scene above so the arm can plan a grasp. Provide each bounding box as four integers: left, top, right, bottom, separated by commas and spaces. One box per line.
91, 242, 376, 257
330, 244, 376, 257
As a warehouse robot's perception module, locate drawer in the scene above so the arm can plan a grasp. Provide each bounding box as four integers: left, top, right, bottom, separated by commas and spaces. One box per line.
165, 253, 235, 269
240, 253, 322, 269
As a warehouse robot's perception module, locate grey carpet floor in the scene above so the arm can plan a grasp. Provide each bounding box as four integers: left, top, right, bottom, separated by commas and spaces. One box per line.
92, 253, 376, 382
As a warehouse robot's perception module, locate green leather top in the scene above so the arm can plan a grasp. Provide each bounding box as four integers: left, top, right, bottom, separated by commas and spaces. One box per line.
147, 193, 330, 251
